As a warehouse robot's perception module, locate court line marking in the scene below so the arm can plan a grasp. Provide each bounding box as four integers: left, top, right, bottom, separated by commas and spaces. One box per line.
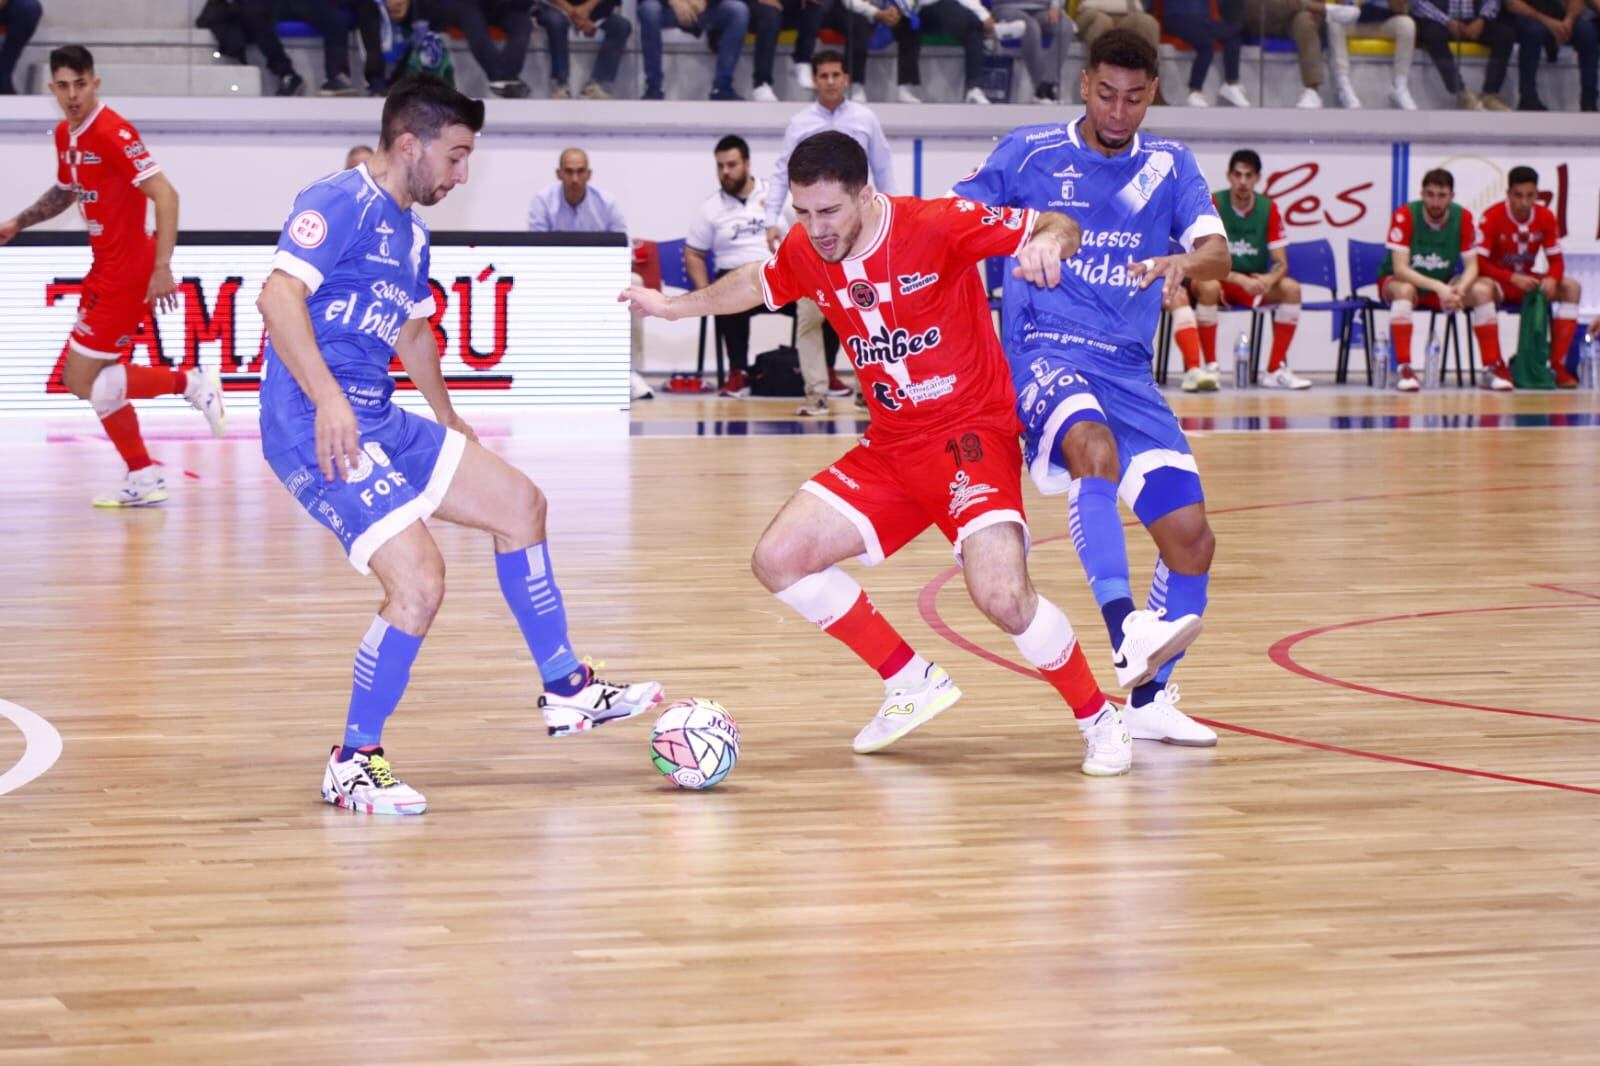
0, 698, 63, 798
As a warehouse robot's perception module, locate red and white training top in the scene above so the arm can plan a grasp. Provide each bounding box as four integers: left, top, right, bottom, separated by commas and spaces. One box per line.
761, 194, 1036, 449
53, 103, 161, 288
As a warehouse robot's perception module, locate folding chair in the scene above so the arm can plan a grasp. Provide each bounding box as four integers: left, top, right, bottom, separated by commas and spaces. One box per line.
1271, 239, 1369, 384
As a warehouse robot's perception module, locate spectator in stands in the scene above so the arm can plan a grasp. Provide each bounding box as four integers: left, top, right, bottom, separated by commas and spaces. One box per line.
1240, 0, 1325, 107
636, 0, 752, 100
0, 0, 43, 95
339, 0, 393, 95
197, 0, 253, 67
1074, 0, 1160, 58
345, 144, 375, 169
1476, 165, 1584, 385
536, 0, 632, 98
895, 0, 1006, 104
239, 0, 357, 96
687, 135, 783, 397
791, 0, 919, 101
764, 50, 894, 411
1164, 0, 1251, 107
1504, 0, 1598, 110
990, 0, 1071, 102
1410, 0, 1515, 107
781, 0, 830, 92
1325, 0, 1418, 108
744, 0, 785, 101
434, 0, 536, 97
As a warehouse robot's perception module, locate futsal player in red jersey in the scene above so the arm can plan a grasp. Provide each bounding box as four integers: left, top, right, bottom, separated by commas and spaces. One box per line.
0, 45, 225, 507
625, 132, 1192, 777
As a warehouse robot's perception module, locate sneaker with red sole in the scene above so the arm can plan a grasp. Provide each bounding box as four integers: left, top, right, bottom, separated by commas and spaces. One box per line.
719, 369, 750, 398
1554, 367, 1580, 389
826, 372, 852, 397
1479, 363, 1515, 391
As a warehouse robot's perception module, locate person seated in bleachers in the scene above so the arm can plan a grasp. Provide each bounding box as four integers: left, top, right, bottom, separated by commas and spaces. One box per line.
989, 0, 1071, 102
1410, 0, 1515, 108
1163, 0, 1250, 107
892, 0, 1007, 104
636, 0, 752, 99
0, 0, 43, 96
535, 0, 632, 98
1074, 0, 1161, 69
1240, 0, 1327, 107
239, 0, 357, 95
1325, 0, 1419, 109
432, 0, 537, 96
789, 0, 920, 101
1504, 0, 1597, 110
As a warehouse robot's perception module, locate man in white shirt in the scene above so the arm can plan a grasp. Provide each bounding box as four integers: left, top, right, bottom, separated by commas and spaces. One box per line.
764, 50, 897, 412
527, 148, 650, 398
688, 135, 784, 398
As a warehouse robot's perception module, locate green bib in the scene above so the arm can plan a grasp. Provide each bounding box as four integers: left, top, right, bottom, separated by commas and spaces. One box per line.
1379, 202, 1463, 283
1214, 190, 1272, 275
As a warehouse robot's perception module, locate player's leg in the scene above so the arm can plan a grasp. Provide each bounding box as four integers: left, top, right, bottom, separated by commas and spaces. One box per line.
1193, 278, 1222, 376
1260, 276, 1311, 389
430, 433, 662, 736
752, 454, 958, 753
959, 508, 1129, 776
1168, 282, 1214, 393
1552, 276, 1582, 387
1468, 277, 1508, 376
1382, 277, 1422, 391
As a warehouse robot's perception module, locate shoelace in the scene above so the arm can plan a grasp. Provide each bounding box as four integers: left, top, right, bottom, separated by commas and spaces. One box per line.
579, 656, 624, 692
365, 754, 399, 788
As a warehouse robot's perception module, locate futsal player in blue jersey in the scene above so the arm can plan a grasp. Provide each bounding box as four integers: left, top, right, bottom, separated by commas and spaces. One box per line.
953, 30, 1229, 748
256, 77, 662, 815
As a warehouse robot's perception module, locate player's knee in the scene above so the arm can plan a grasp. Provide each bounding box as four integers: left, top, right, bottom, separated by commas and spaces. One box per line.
1280, 278, 1302, 304
1388, 282, 1416, 304
1560, 278, 1581, 302
1166, 285, 1190, 309
967, 580, 1033, 636
751, 532, 808, 592
1165, 518, 1215, 574
1469, 280, 1496, 306
83, 362, 124, 411
1061, 423, 1118, 480
501, 473, 548, 545
391, 561, 447, 629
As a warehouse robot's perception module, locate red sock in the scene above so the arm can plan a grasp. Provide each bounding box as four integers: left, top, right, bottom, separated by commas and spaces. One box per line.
123, 364, 187, 399
1267, 320, 1297, 372
1552, 316, 1578, 372
1474, 320, 1503, 367
1392, 318, 1413, 367
823, 591, 913, 678
1197, 321, 1218, 366
1174, 323, 1202, 371
1039, 641, 1107, 720
100, 404, 153, 471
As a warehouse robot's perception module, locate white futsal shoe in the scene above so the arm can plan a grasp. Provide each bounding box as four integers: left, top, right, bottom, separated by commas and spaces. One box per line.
1123, 684, 1217, 746
92, 466, 167, 508
322, 746, 428, 815
1077, 703, 1132, 776
540, 661, 664, 737
184, 367, 227, 437
1181, 366, 1220, 393
1260, 366, 1313, 390
1112, 609, 1205, 688
852, 663, 961, 754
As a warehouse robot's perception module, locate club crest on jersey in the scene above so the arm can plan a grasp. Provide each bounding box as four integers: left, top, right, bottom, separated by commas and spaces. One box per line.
289, 210, 329, 249
848, 280, 878, 310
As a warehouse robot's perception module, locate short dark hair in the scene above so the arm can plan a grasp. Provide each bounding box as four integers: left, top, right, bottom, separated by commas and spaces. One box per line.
379, 75, 484, 150
1087, 29, 1158, 79
788, 131, 868, 193
1507, 165, 1538, 188
49, 45, 95, 77
1228, 149, 1263, 175
714, 135, 749, 159
812, 49, 847, 74
1421, 167, 1455, 190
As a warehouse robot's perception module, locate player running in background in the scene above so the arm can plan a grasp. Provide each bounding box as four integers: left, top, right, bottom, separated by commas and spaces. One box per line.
256, 77, 661, 815
625, 131, 1196, 777
1376, 167, 1496, 393
1474, 165, 1583, 390
0, 45, 225, 507
953, 29, 1226, 748
1166, 148, 1311, 393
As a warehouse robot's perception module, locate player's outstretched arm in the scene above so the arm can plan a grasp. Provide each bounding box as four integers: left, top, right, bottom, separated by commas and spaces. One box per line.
257, 270, 364, 481
0, 186, 77, 244
1131, 233, 1230, 298
139, 173, 181, 314
619, 262, 764, 321
1013, 210, 1083, 288
395, 317, 477, 442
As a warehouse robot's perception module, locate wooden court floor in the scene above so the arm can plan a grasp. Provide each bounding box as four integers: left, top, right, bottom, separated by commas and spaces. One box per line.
2, 385, 1599, 1064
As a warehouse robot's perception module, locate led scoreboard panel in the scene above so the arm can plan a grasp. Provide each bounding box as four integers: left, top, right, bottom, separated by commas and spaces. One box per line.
0, 232, 631, 414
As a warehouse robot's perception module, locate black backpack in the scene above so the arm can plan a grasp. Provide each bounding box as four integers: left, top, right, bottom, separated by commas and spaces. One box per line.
748, 345, 806, 397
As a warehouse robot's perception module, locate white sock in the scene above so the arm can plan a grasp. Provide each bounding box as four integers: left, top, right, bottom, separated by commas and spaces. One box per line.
885, 654, 932, 692
1554, 301, 1579, 321
1010, 597, 1078, 671
773, 566, 861, 628
1275, 303, 1301, 325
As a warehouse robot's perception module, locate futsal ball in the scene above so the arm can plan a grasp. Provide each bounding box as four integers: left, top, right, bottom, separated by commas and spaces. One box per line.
650, 698, 740, 790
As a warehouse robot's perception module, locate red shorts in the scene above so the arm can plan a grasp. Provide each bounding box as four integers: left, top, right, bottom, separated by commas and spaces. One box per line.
1218, 280, 1264, 309
69, 276, 150, 360
1376, 276, 1447, 311
802, 417, 1028, 565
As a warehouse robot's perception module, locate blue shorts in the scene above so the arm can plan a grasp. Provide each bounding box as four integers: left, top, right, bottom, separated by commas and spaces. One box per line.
263, 403, 466, 576
1013, 344, 1203, 526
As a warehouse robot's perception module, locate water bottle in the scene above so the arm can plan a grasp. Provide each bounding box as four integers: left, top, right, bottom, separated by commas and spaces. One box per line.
1581, 332, 1599, 391
1423, 335, 1442, 389
1372, 333, 1392, 390
1232, 332, 1252, 389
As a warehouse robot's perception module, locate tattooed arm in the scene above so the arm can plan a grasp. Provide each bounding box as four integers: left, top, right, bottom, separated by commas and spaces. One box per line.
0, 186, 77, 244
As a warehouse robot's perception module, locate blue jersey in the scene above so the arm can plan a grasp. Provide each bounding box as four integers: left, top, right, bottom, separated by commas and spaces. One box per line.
953, 118, 1224, 370
260, 164, 435, 445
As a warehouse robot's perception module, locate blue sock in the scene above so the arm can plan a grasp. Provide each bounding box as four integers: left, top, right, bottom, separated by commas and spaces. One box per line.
1070, 477, 1135, 642
340, 616, 424, 756
496, 542, 586, 695
1141, 556, 1210, 697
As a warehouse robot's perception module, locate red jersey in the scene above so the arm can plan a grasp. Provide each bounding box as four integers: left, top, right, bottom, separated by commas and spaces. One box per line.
1473, 200, 1563, 284
760, 194, 1036, 449
53, 104, 160, 289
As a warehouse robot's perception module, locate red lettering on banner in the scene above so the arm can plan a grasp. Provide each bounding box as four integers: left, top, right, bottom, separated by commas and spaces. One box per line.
1535, 163, 1568, 239
450, 274, 514, 370
1266, 162, 1372, 229
180, 276, 243, 371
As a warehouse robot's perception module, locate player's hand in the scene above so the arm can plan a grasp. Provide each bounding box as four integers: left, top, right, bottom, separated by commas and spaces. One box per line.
147, 264, 179, 314
441, 409, 479, 444
1540, 276, 1559, 300
1014, 236, 1064, 289
878, 6, 902, 25
1510, 273, 1539, 293
619, 285, 677, 320
1464, 17, 1484, 39
0, 218, 17, 246
1438, 286, 1464, 312
1129, 254, 1186, 298
315, 393, 364, 482
766, 225, 782, 252
1242, 275, 1268, 297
